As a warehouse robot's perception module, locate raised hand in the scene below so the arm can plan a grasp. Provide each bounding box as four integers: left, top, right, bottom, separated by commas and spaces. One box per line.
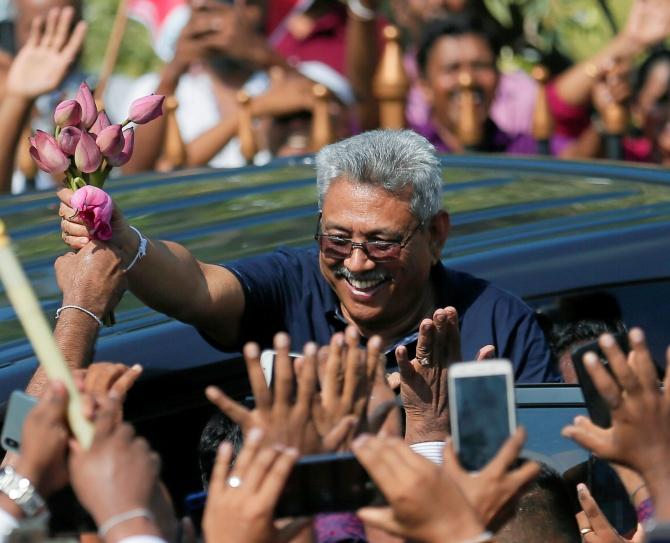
68, 396, 162, 542
442, 427, 540, 527
202, 428, 305, 543
562, 329, 670, 519
5, 7, 86, 100
58, 187, 130, 250
55, 241, 127, 319
206, 333, 353, 454
12, 381, 70, 500
353, 434, 486, 543
396, 306, 460, 443
312, 327, 384, 448
575, 483, 644, 543
622, 0, 670, 51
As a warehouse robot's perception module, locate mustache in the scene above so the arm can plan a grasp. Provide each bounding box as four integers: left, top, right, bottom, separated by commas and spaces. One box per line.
448, 86, 485, 104
334, 266, 389, 283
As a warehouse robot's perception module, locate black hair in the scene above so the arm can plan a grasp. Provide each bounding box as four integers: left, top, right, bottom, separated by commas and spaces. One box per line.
198, 411, 244, 489
497, 462, 580, 543
550, 320, 626, 360
417, 14, 501, 76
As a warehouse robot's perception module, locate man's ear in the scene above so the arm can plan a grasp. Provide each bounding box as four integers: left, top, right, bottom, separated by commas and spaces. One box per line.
428, 210, 450, 264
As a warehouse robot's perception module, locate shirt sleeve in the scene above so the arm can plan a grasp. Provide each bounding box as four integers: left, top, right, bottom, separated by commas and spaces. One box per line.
0, 508, 18, 542
223, 249, 303, 348
547, 81, 592, 138
117, 536, 168, 543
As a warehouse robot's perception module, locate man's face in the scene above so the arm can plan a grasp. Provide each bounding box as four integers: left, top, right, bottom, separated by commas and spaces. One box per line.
422, 34, 498, 132
318, 178, 442, 336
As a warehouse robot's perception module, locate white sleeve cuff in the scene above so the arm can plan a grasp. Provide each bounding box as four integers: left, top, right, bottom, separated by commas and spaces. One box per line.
410, 441, 445, 464
0, 507, 19, 542
117, 536, 168, 543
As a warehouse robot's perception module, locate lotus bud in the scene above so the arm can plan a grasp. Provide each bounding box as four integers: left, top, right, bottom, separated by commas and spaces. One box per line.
54, 99, 82, 128
70, 185, 113, 241
58, 126, 81, 155
128, 94, 165, 124
108, 127, 134, 167
74, 130, 102, 173
90, 110, 112, 136
96, 124, 124, 157
75, 82, 97, 129
29, 130, 70, 173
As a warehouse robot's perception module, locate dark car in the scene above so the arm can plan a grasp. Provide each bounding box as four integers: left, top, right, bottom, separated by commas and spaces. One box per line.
1, 154, 669, 525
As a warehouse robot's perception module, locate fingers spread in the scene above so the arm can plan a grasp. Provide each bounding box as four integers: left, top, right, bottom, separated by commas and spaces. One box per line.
205, 385, 249, 427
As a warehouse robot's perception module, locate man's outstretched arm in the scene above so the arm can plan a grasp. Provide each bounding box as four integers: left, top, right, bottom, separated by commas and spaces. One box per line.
57, 187, 246, 348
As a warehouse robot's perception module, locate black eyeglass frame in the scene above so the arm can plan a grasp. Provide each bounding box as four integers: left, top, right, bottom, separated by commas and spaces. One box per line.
313, 213, 424, 262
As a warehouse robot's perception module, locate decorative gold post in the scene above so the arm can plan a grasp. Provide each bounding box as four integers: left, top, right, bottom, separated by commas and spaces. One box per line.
310, 84, 334, 152
17, 124, 37, 180
0, 220, 93, 448
94, 0, 129, 102
159, 95, 185, 170
531, 65, 554, 155
372, 25, 409, 129
237, 90, 257, 165
456, 72, 482, 151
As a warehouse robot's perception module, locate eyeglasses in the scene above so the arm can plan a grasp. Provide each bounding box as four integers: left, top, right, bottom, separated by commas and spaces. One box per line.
314, 214, 423, 262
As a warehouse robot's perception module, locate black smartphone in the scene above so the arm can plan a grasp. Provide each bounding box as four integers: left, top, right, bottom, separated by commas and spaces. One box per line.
587, 457, 637, 536
571, 332, 629, 428
1, 391, 38, 452
448, 360, 516, 472
274, 451, 381, 518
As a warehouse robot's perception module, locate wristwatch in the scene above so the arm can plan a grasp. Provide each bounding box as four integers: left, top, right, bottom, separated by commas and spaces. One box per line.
0, 466, 46, 517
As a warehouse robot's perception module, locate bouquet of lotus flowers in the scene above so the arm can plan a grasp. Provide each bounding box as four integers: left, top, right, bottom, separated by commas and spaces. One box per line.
30, 82, 164, 241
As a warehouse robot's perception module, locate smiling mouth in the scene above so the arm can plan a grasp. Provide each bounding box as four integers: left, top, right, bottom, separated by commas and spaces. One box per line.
345, 277, 389, 291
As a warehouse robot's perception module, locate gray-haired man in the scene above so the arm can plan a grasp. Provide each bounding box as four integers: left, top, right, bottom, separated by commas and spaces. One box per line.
58, 129, 556, 383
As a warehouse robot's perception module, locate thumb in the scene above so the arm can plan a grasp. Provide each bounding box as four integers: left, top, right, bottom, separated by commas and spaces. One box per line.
357, 507, 403, 535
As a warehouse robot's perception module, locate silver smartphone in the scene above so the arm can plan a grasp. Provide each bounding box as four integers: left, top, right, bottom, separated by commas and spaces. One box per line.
259, 349, 302, 387
448, 359, 516, 472
1, 391, 38, 452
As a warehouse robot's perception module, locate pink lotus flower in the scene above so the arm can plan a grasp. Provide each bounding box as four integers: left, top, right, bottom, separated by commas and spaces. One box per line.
90, 110, 111, 136
70, 185, 113, 240
54, 99, 81, 128
96, 124, 124, 157
29, 130, 70, 174
75, 82, 97, 129
108, 128, 134, 167
58, 126, 81, 155
128, 94, 164, 124
74, 130, 102, 173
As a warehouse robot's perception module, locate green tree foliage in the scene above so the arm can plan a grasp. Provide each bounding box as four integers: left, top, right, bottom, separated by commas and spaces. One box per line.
81, 0, 160, 78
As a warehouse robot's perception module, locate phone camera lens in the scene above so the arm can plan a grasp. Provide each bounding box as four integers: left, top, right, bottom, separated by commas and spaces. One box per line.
3, 438, 18, 450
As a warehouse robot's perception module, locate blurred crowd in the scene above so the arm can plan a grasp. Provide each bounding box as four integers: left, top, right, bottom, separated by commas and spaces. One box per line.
1, 0, 670, 195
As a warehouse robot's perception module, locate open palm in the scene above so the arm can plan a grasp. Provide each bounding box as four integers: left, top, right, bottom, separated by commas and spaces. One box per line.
5, 7, 86, 100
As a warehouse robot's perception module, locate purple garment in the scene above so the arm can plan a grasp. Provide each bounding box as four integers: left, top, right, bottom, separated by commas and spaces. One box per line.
413, 117, 539, 155
314, 513, 367, 542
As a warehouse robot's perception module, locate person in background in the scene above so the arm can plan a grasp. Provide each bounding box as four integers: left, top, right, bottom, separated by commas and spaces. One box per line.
548, 0, 670, 160
0, 2, 86, 194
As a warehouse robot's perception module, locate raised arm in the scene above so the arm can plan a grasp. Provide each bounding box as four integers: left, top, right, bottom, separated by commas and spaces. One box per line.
553, 0, 670, 108
0, 7, 86, 193
58, 188, 246, 348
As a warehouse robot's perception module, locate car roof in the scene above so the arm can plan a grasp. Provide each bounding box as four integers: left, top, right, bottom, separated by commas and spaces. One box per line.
1, 154, 669, 385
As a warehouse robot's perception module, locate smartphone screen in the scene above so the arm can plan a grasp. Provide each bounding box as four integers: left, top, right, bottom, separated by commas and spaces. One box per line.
260, 350, 301, 388
274, 452, 380, 518
572, 332, 629, 428
1, 391, 38, 452
449, 361, 515, 472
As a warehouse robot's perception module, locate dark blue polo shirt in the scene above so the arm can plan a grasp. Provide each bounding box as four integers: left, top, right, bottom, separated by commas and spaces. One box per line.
224, 247, 558, 383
